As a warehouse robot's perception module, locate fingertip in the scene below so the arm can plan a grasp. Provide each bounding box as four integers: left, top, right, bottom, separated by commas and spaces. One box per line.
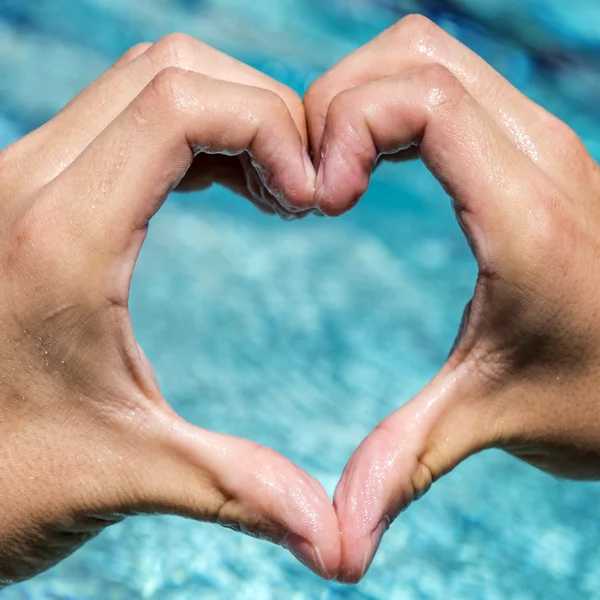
314, 150, 369, 217
302, 147, 317, 190
363, 517, 390, 577
314, 164, 339, 217
281, 501, 342, 580
303, 85, 328, 160
333, 510, 389, 584
257, 153, 316, 215
314, 183, 365, 217
332, 431, 404, 583
285, 533, 338, 580
237, 445, 341, 578
316, 193, 365, 217
154, 421, 342, 579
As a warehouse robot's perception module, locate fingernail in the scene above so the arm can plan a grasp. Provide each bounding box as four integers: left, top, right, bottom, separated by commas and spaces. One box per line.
285, 533, 326, 577
314, 158, 327, 215
303, 147, 316, 189
316, 155, 326, 191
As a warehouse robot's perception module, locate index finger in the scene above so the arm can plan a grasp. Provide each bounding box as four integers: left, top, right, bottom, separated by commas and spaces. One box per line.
42, 68, 316, 278
314, 64, 553, 266
304, 15, 592, 196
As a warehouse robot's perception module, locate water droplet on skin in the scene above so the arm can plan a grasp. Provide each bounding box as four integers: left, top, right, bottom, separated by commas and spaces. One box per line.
500, 111, 540, 162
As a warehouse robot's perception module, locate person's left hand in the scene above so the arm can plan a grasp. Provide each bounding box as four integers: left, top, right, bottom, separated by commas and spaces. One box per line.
299, 15, 600, 584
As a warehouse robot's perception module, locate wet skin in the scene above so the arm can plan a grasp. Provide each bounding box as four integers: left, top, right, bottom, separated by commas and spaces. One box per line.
1, 15, 600, 586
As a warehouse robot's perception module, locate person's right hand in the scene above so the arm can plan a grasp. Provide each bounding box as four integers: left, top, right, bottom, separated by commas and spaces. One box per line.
0, 34, 339, 585
300, 15, 600, 583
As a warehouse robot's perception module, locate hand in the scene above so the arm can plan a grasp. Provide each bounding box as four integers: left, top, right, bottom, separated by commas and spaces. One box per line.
0, 34, 340, 585
302, 15, 600, 582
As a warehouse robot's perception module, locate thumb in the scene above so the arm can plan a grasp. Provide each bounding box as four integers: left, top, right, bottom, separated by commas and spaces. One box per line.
110, 403, 341, 580
333, 360, 494, 583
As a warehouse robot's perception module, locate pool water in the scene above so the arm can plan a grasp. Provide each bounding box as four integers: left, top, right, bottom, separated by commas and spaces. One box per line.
2, 1, 600, 598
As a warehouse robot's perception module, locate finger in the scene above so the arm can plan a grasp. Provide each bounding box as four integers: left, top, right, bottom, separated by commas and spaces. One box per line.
46, 69, 315, 267
314, 65, 554, 273
333, 365, 492, 583
66, 400, 341, 579
21, 34, 309, 190
305, 15, 595, 195
177, 154, 313, 220
135, 412, 341, 579
112, 42, 152, 68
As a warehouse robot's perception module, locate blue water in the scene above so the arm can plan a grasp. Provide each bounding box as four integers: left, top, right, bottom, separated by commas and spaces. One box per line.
2, 1, 600, 598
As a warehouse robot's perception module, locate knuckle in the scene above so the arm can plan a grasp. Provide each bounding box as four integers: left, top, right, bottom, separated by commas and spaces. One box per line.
534, 189, 572, 259
115, 42, 151, 66
326, 87, 356, 123
0, 145, 16, 179
2, 210, 36, 271
151, 66, 186, 97
249, 444, 290, 489
137, 67, 190, 121
215, 495, 241, 530
304, 73, 330, 109
279, 86, 304, 118
552, 120, 588, 157
257, 87, 289, 120
418, 63, 466, 111
537, 114, 597, 185
325, 88, 374, 162
2, 196, 106, 318
420, 62, 454, 86
1, 203, 63, 283
304, 72, 342, 123
391, 13, 441, 53
129, 41, 152, 53
147, 32, 197, 68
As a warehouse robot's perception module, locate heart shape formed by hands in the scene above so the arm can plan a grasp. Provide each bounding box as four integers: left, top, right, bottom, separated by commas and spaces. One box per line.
2, 14, 600, 589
